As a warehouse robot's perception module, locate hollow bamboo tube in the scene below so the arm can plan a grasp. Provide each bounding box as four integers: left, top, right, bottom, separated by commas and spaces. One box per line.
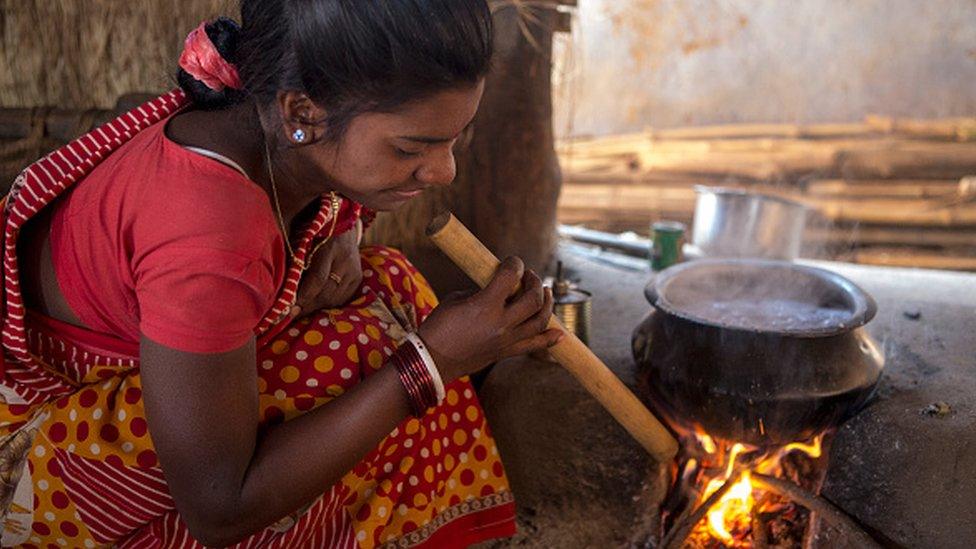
426, 213, 678, 463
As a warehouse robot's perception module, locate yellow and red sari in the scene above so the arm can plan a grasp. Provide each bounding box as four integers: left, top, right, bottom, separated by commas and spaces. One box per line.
0, 91, 515, 548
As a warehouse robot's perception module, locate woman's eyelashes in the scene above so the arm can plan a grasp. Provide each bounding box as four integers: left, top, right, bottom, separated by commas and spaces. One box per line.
394, 145, 424, 158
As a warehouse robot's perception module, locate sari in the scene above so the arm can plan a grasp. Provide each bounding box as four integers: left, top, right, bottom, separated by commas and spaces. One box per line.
0, 90, 515, 548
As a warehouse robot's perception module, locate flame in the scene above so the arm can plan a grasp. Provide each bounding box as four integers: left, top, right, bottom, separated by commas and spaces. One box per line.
687, 429, 824, 546
706, 471, 753, 544
781, 440, 822, 459
699, 433, 718, 454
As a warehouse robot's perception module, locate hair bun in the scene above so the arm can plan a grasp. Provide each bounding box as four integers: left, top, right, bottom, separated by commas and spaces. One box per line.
176, 17, 244, 110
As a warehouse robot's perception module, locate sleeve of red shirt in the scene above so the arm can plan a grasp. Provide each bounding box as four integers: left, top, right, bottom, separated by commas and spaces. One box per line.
130, 170, 283, 354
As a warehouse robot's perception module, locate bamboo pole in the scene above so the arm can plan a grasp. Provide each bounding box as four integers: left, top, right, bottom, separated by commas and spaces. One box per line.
426, 213, 679, 463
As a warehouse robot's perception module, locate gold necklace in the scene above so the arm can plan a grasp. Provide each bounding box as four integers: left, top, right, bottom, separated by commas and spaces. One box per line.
264, 140, 340, 272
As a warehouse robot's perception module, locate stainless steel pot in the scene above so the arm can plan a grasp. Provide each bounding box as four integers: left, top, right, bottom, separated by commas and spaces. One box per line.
691, 186, 809, 260
631, 259, 884, 446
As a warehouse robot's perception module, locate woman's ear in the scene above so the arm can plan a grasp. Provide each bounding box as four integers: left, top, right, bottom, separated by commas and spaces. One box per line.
276, 90, 328, 145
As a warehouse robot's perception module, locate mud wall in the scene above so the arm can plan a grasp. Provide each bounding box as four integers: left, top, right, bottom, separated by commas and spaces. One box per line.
554, 0, 976, 137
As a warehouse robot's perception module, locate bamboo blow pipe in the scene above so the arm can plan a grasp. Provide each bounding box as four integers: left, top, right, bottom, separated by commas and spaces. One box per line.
426, 213, 678, 463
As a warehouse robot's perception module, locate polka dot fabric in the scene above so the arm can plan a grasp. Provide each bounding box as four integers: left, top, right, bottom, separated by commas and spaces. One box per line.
0, 247, 515, 548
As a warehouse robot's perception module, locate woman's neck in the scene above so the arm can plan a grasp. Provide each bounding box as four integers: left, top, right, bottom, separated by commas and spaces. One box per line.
167, 103, 327, 237
265, 143, 326, 236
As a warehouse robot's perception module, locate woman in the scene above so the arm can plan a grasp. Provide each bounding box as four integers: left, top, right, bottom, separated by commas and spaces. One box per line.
0, 1, 561, 547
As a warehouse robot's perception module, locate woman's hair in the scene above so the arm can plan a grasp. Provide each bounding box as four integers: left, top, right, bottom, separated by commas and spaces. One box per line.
176, 0, 493, 140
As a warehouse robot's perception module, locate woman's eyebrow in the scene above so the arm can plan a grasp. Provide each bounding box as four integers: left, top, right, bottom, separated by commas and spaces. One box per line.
398, 121, 474, 144
400, 135, 452, 144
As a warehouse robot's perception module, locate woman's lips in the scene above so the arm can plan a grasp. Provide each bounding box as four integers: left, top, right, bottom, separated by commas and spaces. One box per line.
390, 188, 425, 200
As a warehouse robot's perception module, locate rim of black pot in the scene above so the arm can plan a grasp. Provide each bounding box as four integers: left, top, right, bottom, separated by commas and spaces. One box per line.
644, 258, 878, 338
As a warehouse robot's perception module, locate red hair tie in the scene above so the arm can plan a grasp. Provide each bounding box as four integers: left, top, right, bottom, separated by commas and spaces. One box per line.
179, 21, 243, 92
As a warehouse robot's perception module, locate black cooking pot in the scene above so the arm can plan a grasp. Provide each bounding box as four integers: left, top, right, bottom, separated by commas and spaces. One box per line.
631, 259, 884, 447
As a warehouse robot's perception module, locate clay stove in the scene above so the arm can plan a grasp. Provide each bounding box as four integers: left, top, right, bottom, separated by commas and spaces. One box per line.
631, 259, 886, 547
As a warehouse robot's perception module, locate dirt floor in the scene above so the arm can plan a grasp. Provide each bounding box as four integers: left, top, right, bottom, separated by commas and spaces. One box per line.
476, 244, 976, 548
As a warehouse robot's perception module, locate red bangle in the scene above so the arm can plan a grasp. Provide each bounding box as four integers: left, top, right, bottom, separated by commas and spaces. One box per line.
393, 342, 437, 417
402, 343, 435, 406
395, 355, 423, 416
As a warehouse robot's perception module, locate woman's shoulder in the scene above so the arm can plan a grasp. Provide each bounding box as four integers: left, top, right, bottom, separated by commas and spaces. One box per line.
107, 121, 279, 258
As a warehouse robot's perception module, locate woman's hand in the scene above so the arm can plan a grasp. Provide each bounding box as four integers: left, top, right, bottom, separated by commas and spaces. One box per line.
417, 257, 563, 383
292, 223, 363, 317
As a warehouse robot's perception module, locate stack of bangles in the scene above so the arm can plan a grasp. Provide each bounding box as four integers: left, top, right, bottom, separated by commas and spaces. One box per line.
392, 333, 447, 417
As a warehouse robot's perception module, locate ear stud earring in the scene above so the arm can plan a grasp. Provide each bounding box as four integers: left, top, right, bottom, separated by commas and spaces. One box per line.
292, 128, 307, 142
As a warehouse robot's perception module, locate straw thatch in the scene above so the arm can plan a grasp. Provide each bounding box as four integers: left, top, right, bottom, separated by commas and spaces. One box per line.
0, 0, 238, 109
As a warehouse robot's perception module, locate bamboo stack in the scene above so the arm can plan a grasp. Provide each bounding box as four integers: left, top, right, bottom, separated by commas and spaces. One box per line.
557, 117, 976, 271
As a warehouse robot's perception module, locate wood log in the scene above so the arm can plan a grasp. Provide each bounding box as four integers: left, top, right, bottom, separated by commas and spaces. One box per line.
559, 132, 976, 182
809, 197, 976, 226
751, 473, 883, 549
558, 207, 976, 251
556, 207, 694, 234
804, 179, 962, 199
562, 175, 966, 203
650, 123, 885, 141
850, 248, 976, 271
553, 121, 976, 271
806, 225, 976, 249
0, 109, 35, 139
661, 470, 746, 549
562, 116, 976, 147
864, 115, 976, 141
559, 136, 852, 181
559, 173, 976, 225
557, 183, 697, 210
836, 142, 976, 180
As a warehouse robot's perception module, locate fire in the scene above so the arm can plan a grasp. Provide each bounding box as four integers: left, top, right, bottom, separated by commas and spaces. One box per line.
685, 429, 825, 547
706, 472, 753, 544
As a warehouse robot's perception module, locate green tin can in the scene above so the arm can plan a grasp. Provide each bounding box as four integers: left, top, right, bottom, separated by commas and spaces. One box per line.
651, 221, 686, 271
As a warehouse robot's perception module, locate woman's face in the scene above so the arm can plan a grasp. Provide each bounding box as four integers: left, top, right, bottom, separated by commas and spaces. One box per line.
298, 81, 485, 211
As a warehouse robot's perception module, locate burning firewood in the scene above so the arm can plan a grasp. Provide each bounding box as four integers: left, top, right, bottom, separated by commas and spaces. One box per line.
653, 429, 887, 548
660, 467, 747, 549
752, 473, 881, 549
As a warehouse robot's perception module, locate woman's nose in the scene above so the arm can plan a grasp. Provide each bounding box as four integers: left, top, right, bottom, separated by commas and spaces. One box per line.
414, 147, 456, 187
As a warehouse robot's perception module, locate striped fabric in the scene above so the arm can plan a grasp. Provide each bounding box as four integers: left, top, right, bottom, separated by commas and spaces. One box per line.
0, 89, 364, 545
0, 89, 363, 402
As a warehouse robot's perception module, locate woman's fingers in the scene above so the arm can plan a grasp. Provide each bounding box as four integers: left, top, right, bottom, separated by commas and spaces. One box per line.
499, 328, 564, 359
481, 257, 524, 303
293, 274, 328, 318
336, 265, 362, 304
294, 245, 337, 310
297, 261, 361, 317
294, 248, 367, 318
504, 270, 546, 326
509, 286, 554, 342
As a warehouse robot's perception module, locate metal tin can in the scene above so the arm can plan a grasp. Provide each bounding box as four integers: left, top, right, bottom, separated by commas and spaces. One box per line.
651, 221, 686, 271
553, 279, 592, 346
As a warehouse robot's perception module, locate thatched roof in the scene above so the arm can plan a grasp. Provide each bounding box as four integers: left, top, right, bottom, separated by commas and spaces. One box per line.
0, 0, 238, 109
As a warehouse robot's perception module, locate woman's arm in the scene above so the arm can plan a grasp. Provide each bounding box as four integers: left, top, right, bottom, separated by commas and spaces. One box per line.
140, 336, 411, 547
139, 257, 559, 546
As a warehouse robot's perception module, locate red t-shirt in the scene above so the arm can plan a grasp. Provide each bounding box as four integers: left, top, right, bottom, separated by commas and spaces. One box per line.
48, 115, 286, 354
